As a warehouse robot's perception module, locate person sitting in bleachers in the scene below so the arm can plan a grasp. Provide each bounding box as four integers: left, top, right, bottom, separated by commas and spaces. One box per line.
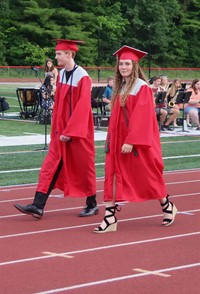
41, 74, 56, 110
166, 79, 182, 127
185, 79, 200, 130
102, 76, 114, 113
151, 76, 179, 131
44, 58, 58, 82
160, 75, 170, 92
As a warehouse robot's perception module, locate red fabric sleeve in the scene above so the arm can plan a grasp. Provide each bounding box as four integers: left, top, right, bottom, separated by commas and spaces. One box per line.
125, 85, 155, 148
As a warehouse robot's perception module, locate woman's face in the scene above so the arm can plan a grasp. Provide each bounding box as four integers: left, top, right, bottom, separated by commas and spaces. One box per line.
194, 81, 200, 90
161, 77, 168, 85
175, 81, 181, 88
47, 61, 52, 68
118, 60, 133, 78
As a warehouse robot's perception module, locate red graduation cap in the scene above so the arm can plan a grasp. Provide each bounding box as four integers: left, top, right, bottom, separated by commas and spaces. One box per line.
54, 39, 85, 52
113, 45, 148, 62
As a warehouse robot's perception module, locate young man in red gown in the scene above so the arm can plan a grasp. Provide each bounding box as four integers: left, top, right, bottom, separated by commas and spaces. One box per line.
14, 39, 98, 218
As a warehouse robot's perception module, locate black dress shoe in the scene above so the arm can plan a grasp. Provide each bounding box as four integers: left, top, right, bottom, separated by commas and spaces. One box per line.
79, 205, 99, 217
160, 125, 166, 131
163, 125, 173, 131
14, 203, 43, 219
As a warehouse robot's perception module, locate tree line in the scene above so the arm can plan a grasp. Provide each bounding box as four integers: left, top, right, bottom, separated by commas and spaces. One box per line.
0, 0, 199, 68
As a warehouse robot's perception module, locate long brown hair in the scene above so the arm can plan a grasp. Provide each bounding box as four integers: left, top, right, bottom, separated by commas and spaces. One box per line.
45, 58, 55, 72
167, 79, 182, 97
190, 79, 200, 95
111, 60, 148, 107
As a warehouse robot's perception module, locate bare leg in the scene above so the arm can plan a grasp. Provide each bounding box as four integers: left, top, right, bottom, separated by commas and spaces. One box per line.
159, 109, 168, 125
186, 114, 191, 127
165, 108, 180, 126
189, 109, 200, 127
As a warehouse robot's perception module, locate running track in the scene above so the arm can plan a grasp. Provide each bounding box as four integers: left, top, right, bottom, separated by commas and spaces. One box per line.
0, 169, 200, 294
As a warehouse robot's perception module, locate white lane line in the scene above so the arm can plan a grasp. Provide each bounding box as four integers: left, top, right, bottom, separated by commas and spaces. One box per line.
0, 197, 34, 203
165, 168, 200, 174
0, 190, 199, 205
0, 178, 105, 192
133, 268, 171, 277
43, 252, 74, 259
167, 179, 200, 185
0, 208, 199, 236
0, 190, 104, 203
0, 206, 199, 224
2, 178, 200, 192
0, 231, 199, 267
0, 203, 106, 219
35, 262, 200, 293
0, 169, 199, 191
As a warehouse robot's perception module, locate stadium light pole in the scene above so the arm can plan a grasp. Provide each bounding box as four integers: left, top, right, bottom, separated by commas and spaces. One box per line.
97, 26, 100, 82
147, 25, 151, 79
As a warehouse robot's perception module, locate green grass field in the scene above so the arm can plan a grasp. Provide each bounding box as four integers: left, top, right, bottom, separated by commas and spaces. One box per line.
0, 133, 200, 186
1, 83, 200, 187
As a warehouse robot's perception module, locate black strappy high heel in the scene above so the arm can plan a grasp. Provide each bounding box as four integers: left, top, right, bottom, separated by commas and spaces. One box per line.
161, 196, 177, 226
93, 204, 120, 233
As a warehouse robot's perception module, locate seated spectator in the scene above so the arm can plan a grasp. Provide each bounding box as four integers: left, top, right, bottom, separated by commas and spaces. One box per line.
44, 58, 58, 82
151, 76, 180, 131
150, 76, 162, 94
166, 79, 182, 127
160, 75, 169, 91
102, 76, 114, 113
166, 79, 183, 101
41, 75, 56, 110
184, 79, 200, 130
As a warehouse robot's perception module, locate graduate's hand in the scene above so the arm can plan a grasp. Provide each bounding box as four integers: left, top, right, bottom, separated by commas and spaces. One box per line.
60, 135, 71, 142
121, 143, 133, 154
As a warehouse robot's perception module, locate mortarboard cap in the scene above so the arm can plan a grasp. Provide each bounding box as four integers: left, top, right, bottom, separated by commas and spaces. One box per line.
54, 39, 85, 52
113, 45, 148, 62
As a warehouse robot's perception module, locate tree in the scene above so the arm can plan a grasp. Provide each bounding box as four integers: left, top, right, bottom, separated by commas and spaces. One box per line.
120, 0, 187, 67
90, 1, 128, 65
0, 0, 199, 67
0, 0, 10, 64
179, 0, 200, 66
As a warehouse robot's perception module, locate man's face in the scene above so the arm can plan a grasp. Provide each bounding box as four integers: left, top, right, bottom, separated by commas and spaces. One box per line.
55, 50, 69, 67
109, 79, 114, 87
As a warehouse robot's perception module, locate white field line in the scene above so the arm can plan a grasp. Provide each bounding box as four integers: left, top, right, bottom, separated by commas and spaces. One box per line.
0, 190, 200, 207
0, 155, 200, 173
0, 209, 199, 238
0, 177, 104, 191
35, 262, 200, 293
0, 169, 199, 189
0, 203, 106, 219
0, 178, 200, 194
164, 168, 200, 174
0, 231, 199, 267
0, 168, 40, 174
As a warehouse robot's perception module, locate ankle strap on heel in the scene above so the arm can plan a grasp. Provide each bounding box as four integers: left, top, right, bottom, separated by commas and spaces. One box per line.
161, 195, 170, 207
106, 204, 121, 215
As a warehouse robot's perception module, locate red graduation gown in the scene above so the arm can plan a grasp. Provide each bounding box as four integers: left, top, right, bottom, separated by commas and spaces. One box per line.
104, 78, 167, 202
37, 66, 96, 197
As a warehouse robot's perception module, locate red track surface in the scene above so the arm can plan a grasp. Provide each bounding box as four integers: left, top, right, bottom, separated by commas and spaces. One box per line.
0, 169, 200, 294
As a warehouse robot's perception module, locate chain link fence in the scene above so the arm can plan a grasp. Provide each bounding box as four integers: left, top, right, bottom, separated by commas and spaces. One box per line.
0, 66, 199, 82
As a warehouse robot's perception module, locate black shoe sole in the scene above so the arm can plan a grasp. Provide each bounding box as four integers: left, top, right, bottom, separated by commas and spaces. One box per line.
79, 207, 99, 217
14, 204, 43, 219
